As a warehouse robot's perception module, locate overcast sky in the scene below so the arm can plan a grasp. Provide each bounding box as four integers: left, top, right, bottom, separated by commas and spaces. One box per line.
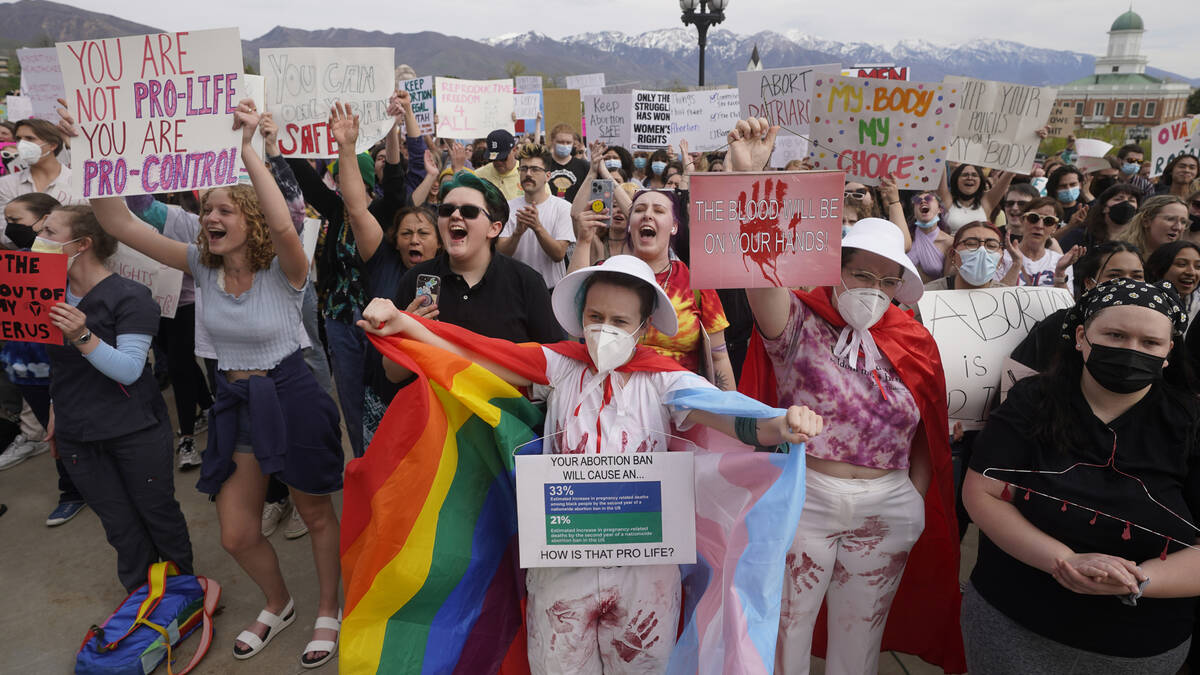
60, 0, 1197, 78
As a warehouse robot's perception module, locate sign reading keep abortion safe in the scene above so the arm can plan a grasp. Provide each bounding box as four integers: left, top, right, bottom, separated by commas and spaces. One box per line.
56, 28, 244, 198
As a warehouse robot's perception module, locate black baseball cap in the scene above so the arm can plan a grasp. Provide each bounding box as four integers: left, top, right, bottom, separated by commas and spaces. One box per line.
487, 129, 516, 161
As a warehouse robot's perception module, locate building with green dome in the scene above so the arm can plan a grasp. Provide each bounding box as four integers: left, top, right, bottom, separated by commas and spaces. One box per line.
1053, 9, 1190, 132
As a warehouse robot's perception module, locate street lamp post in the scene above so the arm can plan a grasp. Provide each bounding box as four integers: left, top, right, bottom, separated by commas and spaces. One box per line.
680, 0, 728, 87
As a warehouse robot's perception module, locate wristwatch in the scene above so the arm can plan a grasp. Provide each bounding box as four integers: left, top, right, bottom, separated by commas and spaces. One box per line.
72, 330, 92, 345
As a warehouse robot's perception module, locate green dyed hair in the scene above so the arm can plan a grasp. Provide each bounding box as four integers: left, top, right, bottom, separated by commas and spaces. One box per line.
438, 170, 509, 225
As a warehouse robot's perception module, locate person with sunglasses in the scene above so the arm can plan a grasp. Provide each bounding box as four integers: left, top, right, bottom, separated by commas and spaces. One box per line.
497, 144, 575, 289
999, 183, 1039, 235
1008, 197, 1083, 292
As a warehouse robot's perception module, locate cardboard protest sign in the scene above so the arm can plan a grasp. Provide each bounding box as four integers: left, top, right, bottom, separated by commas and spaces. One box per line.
809, 74, 957, 189
4, 95, 33, 122
57, 28, 244, 198
688, 171, 844, 289
842, 64, 910, 81
1046, 103, 1076, 138
631, 90, 672, 150
918, 286, 1073, 430
105, 243, 184, 318
514, 93, 541, 122
260, 47, 393, 158
543, 88, 583, 139
434, 77, 514, 140
516, 450, 696, 568
943, 77, 1056, 173
17, 48, 66, 120
398, 76, 435, 136
565, 73, 605, 96
738, 64, 840, 168
0, 250, 67, 345
668, 89, 740, 152
514, 76, 542, 94
583, 93, 631, 147
1150, 116, 1199, 177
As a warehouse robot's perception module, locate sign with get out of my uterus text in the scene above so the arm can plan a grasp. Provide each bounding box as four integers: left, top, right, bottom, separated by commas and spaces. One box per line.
688, 171, 845, 289
56, 28, 245, 198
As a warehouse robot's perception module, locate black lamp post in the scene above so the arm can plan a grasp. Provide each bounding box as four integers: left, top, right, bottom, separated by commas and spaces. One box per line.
680, 0, 729, 87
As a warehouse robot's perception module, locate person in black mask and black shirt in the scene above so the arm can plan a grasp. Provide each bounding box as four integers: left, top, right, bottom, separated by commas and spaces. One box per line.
1059, 183, 1141, 251
962, 278, 1200, 675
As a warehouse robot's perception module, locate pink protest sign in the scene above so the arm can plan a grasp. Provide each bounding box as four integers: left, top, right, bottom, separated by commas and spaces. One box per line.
688, 171, 844, 290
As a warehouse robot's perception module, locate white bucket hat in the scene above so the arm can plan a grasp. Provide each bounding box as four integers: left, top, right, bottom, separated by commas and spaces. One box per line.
551, 255, 678, 338
841, 217, 924, 305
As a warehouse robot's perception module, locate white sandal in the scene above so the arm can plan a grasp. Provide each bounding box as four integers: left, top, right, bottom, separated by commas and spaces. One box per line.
233, 597, 295, 660
300, 610, 341, 669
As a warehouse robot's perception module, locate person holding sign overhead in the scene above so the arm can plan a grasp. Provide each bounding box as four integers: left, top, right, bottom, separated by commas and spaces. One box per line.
732, 116, 965, 674
938, 163, 1014, 234
40, 204, 193, 593
358, 254, 824, 675
85, 100, 345, 668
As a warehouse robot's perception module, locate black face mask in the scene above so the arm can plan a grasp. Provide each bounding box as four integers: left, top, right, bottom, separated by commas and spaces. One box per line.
1190, 213, 1200, 233
5, 222, 35, 249
1107, 200, 1137, 226
1084, 339, 1165, 394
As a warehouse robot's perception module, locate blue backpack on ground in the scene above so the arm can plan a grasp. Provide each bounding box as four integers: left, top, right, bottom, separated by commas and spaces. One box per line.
74, 561, 221, 675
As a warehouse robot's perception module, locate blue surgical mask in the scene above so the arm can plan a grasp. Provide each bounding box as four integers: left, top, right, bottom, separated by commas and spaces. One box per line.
915, 215, 940, 230
633, 157, 647, 170
651, 161, 667, 176
957, 247, 1000, 286
1057, 186, 1080, 203
554, 143, 573, 159
604, 159, 621, 171
1121, 162, 1140, 175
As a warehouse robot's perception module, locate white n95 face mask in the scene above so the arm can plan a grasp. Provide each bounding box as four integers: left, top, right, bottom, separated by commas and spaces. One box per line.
584, 322, 643, 373
14, 140, 46, 169
833, 284, 890, 370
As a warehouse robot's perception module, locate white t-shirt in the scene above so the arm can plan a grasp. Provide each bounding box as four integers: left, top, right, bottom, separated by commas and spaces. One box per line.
501, 194, 575, 288
1018, 248, 1073, 292
536, 348, 712, 455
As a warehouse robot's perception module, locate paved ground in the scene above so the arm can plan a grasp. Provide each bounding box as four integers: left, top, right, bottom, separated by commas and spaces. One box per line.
0, 387, 976, 674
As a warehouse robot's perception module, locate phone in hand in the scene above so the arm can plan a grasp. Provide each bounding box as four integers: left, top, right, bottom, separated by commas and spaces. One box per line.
589, 179, 615, 228
415, 274, 441, 308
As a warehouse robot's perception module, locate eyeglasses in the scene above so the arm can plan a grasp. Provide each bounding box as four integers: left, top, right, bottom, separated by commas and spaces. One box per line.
957, 237, 1003, 253
517, 166, 546, 174
844, 189, 868, 199
1002, 199, 1031, 209
912, 194, 938, 204
438, 202, 492, 221
847, 269, 904, 292
1023, 213, 1061, 228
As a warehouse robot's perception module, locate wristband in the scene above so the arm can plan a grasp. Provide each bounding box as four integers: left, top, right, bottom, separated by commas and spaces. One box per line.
734, 416, 759, 447
888, 200, 900, 206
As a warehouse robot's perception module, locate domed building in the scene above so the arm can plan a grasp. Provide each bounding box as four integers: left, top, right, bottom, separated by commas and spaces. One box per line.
1053, 9, 1191, 131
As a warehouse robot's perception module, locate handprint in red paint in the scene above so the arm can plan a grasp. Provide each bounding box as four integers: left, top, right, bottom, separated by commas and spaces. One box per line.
736, 176, 804, 287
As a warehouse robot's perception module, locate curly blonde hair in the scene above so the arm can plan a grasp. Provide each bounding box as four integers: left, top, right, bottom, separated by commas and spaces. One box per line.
196, 185, 276, 271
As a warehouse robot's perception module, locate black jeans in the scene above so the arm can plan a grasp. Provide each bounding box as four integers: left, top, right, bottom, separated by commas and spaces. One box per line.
19, 383, 83, 504
158, 303, 213, 435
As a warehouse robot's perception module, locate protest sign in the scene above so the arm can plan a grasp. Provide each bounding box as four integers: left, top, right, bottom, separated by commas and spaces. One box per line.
515, 450, 696, 568
105, 243, 184, 318
565, 73, 605, 96
631, 90, 672, 150
0, 250, 66, 345
5, 95, 33, 122
738, 64, 840, 168
261, 47, 393, 158
398, 76, 435, 136
944, 76, 1055, 173
1046, 102, 1077, 138
917, 286, 1073, 430
842, 64, 910, 81
17, 48, 66, 120
57, 28, 244, 198
1150, 116, 1199, 177
514, 93, 541, 121
583, 93, 630, 147
543, 88, 582, 139
689, 171, 844, 289
668, 89, 740, 152
809, 74, 958, 189
514, 76, 542, 93
434, 77, 514, 139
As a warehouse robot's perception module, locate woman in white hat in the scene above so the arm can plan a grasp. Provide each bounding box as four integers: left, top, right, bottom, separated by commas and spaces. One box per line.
360, 254, 824, 674
730, 118, 965, 673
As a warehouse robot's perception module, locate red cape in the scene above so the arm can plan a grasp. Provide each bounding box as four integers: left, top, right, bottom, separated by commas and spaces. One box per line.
739, 288, 967, 673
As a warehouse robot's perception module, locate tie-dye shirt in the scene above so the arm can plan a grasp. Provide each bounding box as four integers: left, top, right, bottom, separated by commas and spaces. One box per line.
762, 293, 919, 470
642, 260, 729, 374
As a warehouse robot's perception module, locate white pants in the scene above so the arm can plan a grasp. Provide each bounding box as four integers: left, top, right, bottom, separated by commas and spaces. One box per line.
776, 468, 925, 675
526, 564, 680, 675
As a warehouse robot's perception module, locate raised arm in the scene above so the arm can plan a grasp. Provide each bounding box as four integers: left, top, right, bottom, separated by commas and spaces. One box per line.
982, 169, 1015, 215
329, 102, 384, 261
685, 405, 823, 448
937, 163, 953, 208
411, 150, 441, 206
878, 174, 913, 251
260, 113, 306, 233
91, 197, 190, 272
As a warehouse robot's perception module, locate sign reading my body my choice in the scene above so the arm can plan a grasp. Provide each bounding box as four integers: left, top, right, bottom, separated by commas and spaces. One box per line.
516, 452, 696, 568
57, 28, 244, 198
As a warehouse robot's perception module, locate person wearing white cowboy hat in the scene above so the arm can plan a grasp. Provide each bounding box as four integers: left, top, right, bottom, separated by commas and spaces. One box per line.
360, 254, 824, 674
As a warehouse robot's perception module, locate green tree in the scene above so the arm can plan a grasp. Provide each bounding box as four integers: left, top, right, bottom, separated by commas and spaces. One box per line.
505, 61, 527, 79
1187, 88, 1200, 115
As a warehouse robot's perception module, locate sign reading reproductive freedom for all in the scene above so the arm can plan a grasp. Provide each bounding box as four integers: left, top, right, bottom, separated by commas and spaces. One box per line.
434, 77, 515, 139
516, 451, 696, 568
689, 171, 844, 289
738, 64, 840, 168
810, 74, 957, 189
917, 286, 1073, 431
0, 250, 67, 345
57, 28, 244, 198
944, 76, 1056, 173
261, 47, 393, 158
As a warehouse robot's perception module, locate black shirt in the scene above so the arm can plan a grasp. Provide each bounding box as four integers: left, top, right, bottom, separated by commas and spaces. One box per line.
969, 377, 1200, 657
1009, 307, 1069, 372
546, 157, 589, 203
47, 275, 167, 442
